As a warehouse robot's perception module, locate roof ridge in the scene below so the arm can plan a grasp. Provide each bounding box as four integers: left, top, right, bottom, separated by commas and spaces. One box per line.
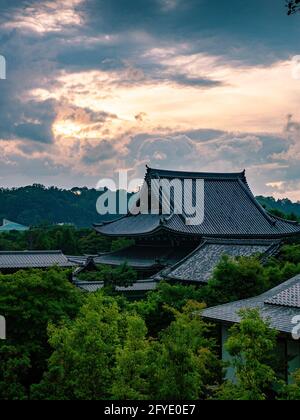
146, 166, 246, 180
0, 250, 63, 255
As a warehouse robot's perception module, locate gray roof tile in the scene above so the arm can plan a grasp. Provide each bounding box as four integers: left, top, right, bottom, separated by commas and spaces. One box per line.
74, 279, 157, 293
0, 251, 74, 269
265, 284, 300, 309
94, 167, 300, 238
202, 274, 300, 333
165, 239, 280, 284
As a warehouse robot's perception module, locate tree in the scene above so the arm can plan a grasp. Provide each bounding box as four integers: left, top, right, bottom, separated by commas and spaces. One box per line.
202, 255, 269, 306
78, 263, 138, 290
32, 293, 124, 400
216, 309, 278, 400
149, 301, 221, 400
0, 268, 83, 399
133, 281, 206, 336
32, 295, 221, 400
279, 369, 300, 399
287, 0, 300, 15
111, 315, 150, 400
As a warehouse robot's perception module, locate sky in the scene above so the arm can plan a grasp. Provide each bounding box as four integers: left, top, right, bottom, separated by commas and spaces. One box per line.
1, 0, 300, 200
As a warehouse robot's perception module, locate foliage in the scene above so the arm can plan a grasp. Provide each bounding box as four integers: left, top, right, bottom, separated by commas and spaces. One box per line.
0, 185, 132, 228
0, 268, 83, 400
201, 255, 269, 306
257, 195, 300, 220
148, 301, 221, 400
133, 281, 206, 335
31, 293, 124, 400
278, 369, 300, 400
0, 225, 133, 256
199, 244, 300, 308
111, 315, 151, 400
1, 236, 300, 400
78, 263, 138, 289
287, 0, 300, 15
215, 309, 278, 400
33, 297, 221, 400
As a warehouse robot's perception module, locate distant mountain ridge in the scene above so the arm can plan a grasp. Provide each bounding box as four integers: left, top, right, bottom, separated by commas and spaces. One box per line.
0, 185, 130, 228
257, 196, 300, 219
0, 185, 299, 228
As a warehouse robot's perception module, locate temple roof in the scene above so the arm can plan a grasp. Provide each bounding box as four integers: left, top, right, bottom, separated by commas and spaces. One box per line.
162, 238, 280, 284
202, 274, 300, 333
0, 219, 29, 232
69, 245, 194, 271
73, 279, 157, 293
0, 251, 75, 270
94, 167, 300, 239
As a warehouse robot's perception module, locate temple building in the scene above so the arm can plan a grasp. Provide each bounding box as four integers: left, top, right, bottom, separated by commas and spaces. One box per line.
0, 219, 29, 233
90, 167, 300, 288
202, 274, 300, 383
0, 251, 74, 274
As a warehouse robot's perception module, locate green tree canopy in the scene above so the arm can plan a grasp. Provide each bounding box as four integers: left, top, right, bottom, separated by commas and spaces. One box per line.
0, 268, 83, 399
216, 309, 278, 401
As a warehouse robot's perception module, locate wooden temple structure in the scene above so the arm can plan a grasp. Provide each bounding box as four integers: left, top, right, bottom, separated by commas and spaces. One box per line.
84, 167, 300, 290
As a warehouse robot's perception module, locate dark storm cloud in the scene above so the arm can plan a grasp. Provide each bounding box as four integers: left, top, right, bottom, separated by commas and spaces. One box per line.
81, 0, 300, 65
0, 0, 300, 194
81, 140, 116, 164
52, 0, 300, 77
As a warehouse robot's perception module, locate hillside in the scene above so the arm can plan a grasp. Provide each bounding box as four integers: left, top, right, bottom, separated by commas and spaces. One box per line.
0, 185, 130, 228
0, 185, 299, 228
257, 196, 300, 220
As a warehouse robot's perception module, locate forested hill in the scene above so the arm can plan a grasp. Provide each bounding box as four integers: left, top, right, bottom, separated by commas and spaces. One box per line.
0, 185, 299, 228
0, 185, 130, 228
257, 196, 300, 220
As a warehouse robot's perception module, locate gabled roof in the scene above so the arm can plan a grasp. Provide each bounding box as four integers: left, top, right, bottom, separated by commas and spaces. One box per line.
202, 274, 300, 333
0, 219, 29, 232
94, 167, 300, 239
0, 251, 75, 270
163, 238, 280, 284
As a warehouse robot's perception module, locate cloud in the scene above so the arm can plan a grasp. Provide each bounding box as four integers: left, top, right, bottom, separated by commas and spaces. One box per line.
1, 0, 300, 201
2, 0, 85, 34
81, 140, 116, 164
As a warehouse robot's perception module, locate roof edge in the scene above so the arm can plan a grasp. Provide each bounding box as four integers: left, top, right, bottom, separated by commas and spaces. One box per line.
146, 165, 247, 181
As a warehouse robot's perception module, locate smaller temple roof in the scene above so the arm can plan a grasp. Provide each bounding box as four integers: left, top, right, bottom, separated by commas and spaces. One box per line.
0, 219, 29, 233
0, 251, 74, 270
163, 238, 280, 284
69, 245, 194, 271
202, 274, 300, 333
74, 279, 157, 293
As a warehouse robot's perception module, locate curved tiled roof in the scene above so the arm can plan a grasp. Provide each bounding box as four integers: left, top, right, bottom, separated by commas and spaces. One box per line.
94, 167, 300, 239
164, 238, 280, 284
95, 214, 163, 237
202, 274, 300, 333
0, 251, 74, 269
74, 279, 157, 293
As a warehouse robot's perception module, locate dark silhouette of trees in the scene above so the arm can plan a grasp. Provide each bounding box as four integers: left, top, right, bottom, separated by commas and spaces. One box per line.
287, 0, 300, 15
